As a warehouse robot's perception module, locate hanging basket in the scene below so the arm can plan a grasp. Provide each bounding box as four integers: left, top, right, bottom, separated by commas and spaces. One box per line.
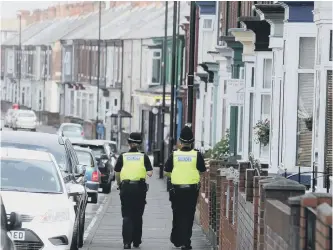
304, 117, 313, 131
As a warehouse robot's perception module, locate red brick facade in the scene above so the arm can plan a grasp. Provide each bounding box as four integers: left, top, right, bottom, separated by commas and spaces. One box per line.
197, 160, 333, 249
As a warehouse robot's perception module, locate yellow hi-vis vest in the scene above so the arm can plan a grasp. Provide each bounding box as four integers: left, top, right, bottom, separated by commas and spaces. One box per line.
120, 152, 146, 181
171, 150, 200, 185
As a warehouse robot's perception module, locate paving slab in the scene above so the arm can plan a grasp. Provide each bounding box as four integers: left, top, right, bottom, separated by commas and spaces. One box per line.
83, 168, 212, 250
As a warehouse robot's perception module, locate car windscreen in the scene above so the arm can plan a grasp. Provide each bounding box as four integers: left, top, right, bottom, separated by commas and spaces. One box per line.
75, 144, 105, 158
18, 112, 35, 118
75, 150, 93, 167
0, 159, 63, 193
62, 125, 83, 138
109, 143, 117, 153
0, 142, 67, 169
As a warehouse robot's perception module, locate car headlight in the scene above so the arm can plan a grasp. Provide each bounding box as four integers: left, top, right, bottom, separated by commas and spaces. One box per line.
35, 209, 70, 223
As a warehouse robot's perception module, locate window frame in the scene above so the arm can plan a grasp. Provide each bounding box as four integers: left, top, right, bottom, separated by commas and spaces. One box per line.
149, 49, 162, 86
202, 17, 214, 31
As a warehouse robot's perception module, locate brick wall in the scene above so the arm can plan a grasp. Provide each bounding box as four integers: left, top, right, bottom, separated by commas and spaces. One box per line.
196, 160, 333, 249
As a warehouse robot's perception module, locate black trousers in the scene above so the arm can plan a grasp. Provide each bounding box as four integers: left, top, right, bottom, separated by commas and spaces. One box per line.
120, 182, 147, 245
169, 187, 199, 247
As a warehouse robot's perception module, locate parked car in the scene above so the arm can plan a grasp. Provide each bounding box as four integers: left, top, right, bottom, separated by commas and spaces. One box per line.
0, 147, 86, 250
0, 194, 20, 250
71, 139, 114, 194
1, 131, 89, 248
11, 110, 37, 131
4, 109, 17, 128
74, 146, 101, 203
57, 123, 85, 141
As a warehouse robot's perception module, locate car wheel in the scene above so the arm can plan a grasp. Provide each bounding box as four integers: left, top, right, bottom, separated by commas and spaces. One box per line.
12, 127, 17, 131
70, 217, 80, 250
91, 193, 98, 204
102, 182, 111, 194
78, 212, 85, 248
31, 128, 36, 132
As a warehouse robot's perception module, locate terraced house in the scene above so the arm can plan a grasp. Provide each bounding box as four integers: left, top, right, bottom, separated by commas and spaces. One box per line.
196, 1, 332, 192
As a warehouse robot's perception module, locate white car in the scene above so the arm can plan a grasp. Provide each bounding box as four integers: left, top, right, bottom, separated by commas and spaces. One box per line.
57, 123, 85, 141
0, 147, 85, 250
11, 110, 37, 131
4, 109, 17, 128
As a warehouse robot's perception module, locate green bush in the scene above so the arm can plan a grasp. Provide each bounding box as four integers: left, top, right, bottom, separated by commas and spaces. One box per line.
209, 129, 230, 160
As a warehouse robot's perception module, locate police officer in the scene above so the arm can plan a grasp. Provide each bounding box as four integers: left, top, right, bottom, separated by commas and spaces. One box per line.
164, 126, 206, 250
114, 132, 153, 249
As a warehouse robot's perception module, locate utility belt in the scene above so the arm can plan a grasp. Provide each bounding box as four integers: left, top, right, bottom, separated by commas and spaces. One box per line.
170, 183, 201, 193
120, 179, 149, 192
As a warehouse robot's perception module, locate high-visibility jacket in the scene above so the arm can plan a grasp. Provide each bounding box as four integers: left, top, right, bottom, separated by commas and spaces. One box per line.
120, 152, 146, 181
171, 150, 200, 185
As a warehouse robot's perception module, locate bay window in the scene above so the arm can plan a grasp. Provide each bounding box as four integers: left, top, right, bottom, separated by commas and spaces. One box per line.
296, 37, 315, 167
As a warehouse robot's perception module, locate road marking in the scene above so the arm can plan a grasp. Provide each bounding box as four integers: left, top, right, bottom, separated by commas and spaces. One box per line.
83, 182, 117, 242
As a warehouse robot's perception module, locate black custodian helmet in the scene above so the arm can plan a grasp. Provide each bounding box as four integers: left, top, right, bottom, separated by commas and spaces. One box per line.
179, 126, 194, 144
127, 132, 142, 144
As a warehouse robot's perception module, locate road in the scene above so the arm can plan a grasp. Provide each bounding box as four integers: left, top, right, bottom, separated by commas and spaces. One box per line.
0, 115, 112, 240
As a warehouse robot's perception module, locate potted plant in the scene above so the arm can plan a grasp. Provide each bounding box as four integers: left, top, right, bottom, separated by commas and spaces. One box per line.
253, 119, 270, 146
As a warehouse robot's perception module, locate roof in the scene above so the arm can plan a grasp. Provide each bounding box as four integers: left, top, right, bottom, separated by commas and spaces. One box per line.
73, 145, 93, 153
2, 20, 54, 46
1, 131, 64, 147
6, 2, 189, 46
1, 147, 52, 162
70, 138, 107, 146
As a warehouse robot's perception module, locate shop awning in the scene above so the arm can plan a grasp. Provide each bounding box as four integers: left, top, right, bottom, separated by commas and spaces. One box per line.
133, 85, 172, 106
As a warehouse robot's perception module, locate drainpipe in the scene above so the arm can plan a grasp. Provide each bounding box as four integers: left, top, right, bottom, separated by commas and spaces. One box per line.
225, 1, 229, 36
173, 1, 180, 145
119, 40, 124, 152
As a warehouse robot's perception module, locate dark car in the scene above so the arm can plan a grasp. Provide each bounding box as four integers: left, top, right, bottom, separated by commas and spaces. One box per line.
0, 131, 89, 248
1, 195, 21, 250
71, 139, 114, 194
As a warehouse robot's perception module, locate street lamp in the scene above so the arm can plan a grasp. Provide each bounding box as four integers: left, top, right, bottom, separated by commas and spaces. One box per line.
95, 1, 102, 139
16, 11, 22, 106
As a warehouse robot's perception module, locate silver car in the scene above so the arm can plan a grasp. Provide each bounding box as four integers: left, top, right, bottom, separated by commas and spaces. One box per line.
11, 110, 37, 131
57, 123, 85, 141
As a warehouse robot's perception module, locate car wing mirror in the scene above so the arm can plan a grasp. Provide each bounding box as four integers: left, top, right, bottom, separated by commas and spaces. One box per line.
100, 154, 108, 160
74, 164, 86, 178
7, 212, 22, 231
68, 184, 85, 197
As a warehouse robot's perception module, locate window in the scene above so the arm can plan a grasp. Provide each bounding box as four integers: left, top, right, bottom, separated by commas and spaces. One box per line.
114, 98, 118, 107
239, 67, 245, 80
299, 37, 316, 69
324, 70, 332, 186
82, 94, 87, 120
296, 73, 314, 167
238, 106, 244, 154
106, 101, 110, 110
329, 30, 333, 61
260, 94, 271, 157
203, 18, 213, 30
76, 93, 81, 117
89, 94, 94, 119
263, 59, 272, 89
64, 51, 71, 76
251, 67, 255, 87
151, 50, 161, 84
118, 46, 122, 82
248, 93, 254, 154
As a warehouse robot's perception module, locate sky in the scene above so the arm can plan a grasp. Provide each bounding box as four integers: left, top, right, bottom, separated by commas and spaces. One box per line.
0, 1, 73, 19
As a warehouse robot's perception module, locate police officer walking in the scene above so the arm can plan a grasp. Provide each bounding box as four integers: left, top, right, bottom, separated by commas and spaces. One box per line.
114, 132, 153, 249
164, 126, 206, 250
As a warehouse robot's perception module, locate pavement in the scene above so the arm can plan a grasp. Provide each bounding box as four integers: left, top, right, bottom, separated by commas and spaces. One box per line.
82, 168, 212, 250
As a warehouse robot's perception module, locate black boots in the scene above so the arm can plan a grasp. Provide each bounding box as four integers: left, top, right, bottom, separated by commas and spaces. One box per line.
181, 246, 192, 250
123, 243, 131, 249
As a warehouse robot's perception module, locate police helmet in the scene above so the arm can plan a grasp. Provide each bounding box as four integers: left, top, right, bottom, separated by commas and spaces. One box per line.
127, 132, 142, 144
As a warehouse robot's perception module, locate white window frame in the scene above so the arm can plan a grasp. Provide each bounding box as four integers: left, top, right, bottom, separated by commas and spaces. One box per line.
202, 17, 214, 31
149, 49, 162, 86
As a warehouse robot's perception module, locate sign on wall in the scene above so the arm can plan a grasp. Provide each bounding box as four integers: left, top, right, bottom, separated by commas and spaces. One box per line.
227, 79, 245, 106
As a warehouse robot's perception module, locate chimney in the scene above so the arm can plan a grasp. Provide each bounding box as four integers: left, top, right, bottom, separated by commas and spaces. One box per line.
41, 9, 49, 21
81, 2, 95, 15
17, 10, 31, 26
32, 9, 41, 23
47, 6, 56, 20
59, 4, 69, 18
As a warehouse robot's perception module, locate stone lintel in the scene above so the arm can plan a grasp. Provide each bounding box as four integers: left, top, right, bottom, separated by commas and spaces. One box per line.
229, 28, 255, 56
214, 45, 233, 59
